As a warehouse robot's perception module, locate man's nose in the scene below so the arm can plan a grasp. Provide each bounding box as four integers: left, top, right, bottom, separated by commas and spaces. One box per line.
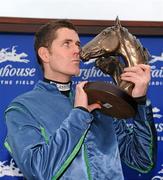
75, 45, 81, 52
73, 45, 81, 55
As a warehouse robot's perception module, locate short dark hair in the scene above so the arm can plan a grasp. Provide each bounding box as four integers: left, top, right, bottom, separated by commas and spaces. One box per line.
34, 19, 78, 66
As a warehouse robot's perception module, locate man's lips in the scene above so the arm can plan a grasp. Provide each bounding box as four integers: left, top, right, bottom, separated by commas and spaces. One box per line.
72, 59, 80, 63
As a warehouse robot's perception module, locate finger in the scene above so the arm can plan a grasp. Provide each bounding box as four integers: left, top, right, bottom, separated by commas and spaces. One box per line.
88, 103, 101, 112
137, 64, 151, 73
76, 81, 88, 92
124, 66, 143, 74
76, 81, 88, 88
77, 81, 88, 87
124, 64, 150, 73
121, 71, 138, 78
133, 64, 151, 81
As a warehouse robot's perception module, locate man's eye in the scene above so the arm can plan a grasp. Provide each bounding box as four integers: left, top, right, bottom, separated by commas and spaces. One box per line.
64, 42, 70, 47
76, 43, 81, 48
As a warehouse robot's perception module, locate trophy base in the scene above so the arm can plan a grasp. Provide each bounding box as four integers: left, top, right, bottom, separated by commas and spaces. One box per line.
84, 81, 137, 119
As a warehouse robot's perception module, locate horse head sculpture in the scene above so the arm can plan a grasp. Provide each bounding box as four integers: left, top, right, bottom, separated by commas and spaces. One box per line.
80, 17, 150, 95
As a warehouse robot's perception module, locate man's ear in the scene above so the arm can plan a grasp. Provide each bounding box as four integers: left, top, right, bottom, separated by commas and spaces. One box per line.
38, 47, 50, 63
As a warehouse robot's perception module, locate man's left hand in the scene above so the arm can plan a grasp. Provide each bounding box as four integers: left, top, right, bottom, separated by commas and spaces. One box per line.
120, 64, 151, 98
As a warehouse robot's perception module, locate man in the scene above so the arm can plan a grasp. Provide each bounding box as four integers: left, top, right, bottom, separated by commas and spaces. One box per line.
4, 20, 156, 180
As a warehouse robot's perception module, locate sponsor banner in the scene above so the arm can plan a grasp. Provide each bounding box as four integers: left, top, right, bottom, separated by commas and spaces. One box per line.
0, 33, 162, 179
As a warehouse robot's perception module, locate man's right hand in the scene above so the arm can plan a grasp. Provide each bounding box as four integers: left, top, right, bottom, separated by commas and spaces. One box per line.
74, 81, 101, 112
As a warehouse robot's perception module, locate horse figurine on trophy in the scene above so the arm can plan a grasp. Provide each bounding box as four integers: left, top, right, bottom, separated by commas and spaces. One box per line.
80, 17, 150, 119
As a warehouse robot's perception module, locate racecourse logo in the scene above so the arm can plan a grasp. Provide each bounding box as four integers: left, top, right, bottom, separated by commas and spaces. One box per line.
0, 45, 36, 85
153, 106, 163, 142
152, 164, 163, 180
0, 46, 29, 63
127, 106, 163, 133
148, 52, 163, 86
149, 52, 163, 64
0, 159, 23, 177
83, 58, 96, 65
153, 107, 163, 119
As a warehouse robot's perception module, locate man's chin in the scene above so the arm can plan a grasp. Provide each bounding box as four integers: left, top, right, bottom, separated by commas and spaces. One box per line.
72, 70, 80, 77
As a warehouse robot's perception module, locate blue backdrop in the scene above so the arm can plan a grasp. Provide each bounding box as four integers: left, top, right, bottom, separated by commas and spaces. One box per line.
0, 33, 162, 180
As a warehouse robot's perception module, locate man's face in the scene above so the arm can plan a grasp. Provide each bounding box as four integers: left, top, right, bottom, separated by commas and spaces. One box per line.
44, 28, 81, 80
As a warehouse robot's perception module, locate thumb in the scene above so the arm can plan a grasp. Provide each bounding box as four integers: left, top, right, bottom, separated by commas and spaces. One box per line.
88, 103, 102, 112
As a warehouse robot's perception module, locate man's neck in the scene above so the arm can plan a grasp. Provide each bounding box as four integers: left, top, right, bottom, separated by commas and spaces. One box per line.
43, 77, 71, 96
44, 71, 71, 83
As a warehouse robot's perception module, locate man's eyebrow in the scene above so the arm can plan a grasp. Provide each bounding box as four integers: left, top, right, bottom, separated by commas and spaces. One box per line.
64, 39, 73, 42
64, 38, 78, 42
63, 39, 81, 45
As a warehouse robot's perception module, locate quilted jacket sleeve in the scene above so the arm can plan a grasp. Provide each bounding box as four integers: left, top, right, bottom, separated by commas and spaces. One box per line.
113, 99, 157, 173
5, 102, 93, 180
